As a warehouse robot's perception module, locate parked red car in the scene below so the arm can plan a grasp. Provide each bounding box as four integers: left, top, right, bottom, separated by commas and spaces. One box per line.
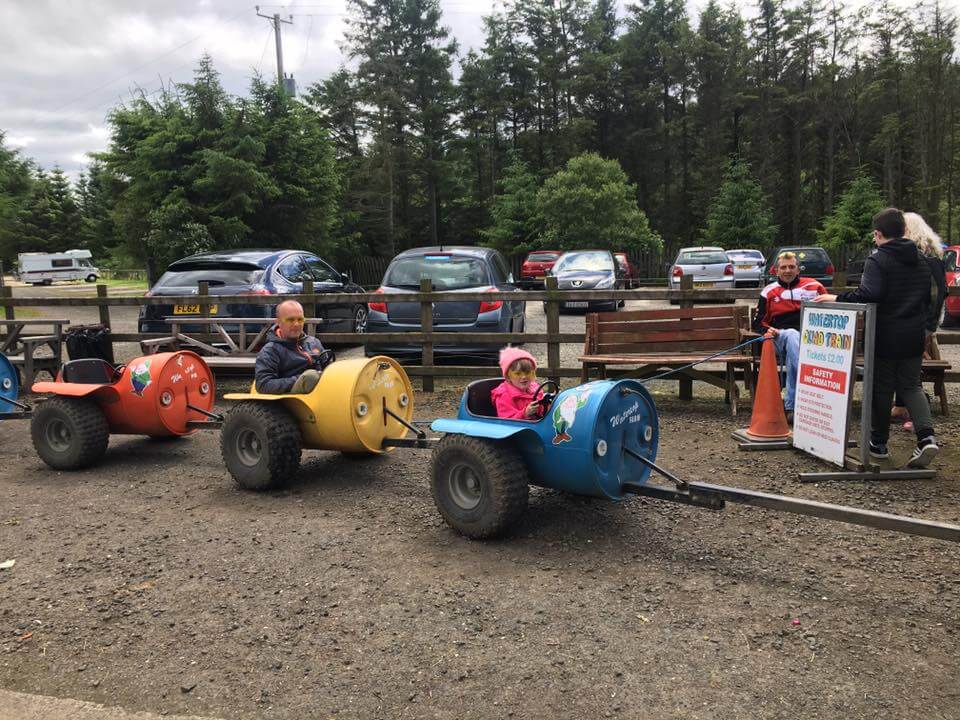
614, 252, 637, 287
519, 250, 562, 288
944, 245, 959, 326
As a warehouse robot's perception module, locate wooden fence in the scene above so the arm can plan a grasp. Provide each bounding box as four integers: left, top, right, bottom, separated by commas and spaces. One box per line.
2, 276, 959, 392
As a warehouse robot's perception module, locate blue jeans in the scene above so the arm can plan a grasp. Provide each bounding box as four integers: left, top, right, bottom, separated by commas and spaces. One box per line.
773, 329, 800, 411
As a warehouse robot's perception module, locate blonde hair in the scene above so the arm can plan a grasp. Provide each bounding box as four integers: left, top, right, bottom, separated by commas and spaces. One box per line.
904, 212, 943, 258
776, 251, 797, 265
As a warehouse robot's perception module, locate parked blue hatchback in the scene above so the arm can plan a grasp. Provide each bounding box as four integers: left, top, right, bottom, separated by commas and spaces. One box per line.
365, 246, 526, 363
138, 250, 367, 336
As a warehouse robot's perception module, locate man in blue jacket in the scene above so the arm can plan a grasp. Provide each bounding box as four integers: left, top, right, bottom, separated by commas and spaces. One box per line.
814, 208, 938, 468
255, 300, 332, 394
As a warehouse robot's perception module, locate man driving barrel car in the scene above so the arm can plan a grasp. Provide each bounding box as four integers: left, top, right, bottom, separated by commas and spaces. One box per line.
255, 300, 334, 394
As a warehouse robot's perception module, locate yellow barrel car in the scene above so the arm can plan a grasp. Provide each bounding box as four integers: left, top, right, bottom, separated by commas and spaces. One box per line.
220, 356, 415, 490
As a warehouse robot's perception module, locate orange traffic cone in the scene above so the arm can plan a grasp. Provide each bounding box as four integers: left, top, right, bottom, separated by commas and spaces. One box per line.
733, 334, 791, 442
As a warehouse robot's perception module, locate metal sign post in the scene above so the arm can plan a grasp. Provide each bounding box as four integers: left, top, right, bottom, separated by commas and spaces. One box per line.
798, 301, 936, 482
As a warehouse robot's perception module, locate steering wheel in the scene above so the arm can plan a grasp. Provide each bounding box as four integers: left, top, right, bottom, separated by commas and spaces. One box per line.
314, 349, 336, 371
111, 364, 126, 383
533, 380, 560, 412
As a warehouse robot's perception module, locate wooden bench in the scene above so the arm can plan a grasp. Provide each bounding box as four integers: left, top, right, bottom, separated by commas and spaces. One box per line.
0, 319, 69, 386
579, 306, 754, 415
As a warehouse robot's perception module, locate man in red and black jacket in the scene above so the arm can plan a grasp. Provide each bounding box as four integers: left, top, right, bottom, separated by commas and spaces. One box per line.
752, 252, 827, 420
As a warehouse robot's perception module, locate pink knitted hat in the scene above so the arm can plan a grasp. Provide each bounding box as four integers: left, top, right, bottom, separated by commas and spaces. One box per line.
499, 347, 537, 377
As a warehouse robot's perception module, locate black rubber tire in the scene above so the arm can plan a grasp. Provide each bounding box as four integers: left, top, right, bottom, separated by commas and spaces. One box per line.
220, 402, 302, 491
85, 274, 97, 283
430, 434, 529, 539
352, 305, 368, 334
31, 397, 109, 470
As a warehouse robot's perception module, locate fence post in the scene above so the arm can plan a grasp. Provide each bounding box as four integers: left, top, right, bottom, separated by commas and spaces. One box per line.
678, 274, 694, 401
420, 278, 434, 392
545, 275, 560, 384
303, 279, 316, 335
96, 284, 115, 364
1, 286, 13, 322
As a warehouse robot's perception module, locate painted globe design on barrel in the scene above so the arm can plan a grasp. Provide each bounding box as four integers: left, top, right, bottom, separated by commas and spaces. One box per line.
130, 360, 152, 397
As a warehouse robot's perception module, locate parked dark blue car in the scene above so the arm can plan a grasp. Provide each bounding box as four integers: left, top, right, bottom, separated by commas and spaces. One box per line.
138, 250, 367, 337
365, 246, 525, 363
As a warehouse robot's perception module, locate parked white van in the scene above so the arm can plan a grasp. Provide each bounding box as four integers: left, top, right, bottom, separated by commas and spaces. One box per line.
16, 250, 100, 285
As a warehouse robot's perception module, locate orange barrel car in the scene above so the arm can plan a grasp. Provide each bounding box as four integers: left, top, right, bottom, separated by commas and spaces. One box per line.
30, 352, 218, 470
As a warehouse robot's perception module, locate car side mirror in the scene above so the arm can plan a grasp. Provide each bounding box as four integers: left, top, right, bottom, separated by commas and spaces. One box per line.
341, 272, 350, 283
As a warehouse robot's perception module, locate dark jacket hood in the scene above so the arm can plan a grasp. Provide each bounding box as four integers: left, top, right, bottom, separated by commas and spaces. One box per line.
879, 238, 921, 265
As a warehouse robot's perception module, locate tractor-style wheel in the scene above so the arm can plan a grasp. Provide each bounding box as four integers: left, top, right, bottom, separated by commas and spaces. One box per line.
220, 402, 302, 491
430, 435, 529, 539
31, 397, 109, 470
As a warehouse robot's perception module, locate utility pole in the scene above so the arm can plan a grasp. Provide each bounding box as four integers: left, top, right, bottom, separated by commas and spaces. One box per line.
256, 6, 293, 89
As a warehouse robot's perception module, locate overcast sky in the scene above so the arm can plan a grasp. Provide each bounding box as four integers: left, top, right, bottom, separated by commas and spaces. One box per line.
0, 0, 917, 181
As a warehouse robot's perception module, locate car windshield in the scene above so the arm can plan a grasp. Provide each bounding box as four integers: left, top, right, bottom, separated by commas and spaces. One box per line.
678, 251, 728, 265
385, 255, 489, 290
553, 252, 613, 272
944, 250, 957, 272
527, 252, 559, 262
154, 265, 264, 288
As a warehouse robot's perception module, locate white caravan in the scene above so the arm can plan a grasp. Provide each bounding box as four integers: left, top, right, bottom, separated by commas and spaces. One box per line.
16, 250, 100, 285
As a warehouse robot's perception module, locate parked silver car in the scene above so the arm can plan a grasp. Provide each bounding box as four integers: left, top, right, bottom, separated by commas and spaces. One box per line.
668, 247, 734, 292
725, 248, 766, 287
548, 250, 622, 312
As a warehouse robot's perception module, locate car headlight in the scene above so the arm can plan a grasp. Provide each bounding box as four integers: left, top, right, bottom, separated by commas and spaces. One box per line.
595, 276, 615, 289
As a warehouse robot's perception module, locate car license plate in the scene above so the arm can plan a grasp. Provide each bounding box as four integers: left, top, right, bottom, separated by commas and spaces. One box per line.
693, 282, 714, 288
173, 304, 218, 314
565, 301, 589, 308
737, 264, 753, 270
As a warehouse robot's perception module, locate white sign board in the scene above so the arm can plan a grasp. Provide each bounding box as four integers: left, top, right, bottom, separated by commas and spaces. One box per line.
792, 305, 858, 467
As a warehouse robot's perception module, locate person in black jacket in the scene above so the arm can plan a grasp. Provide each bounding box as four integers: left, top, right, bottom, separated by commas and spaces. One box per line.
890, 212, 948, 429
254, 300, 332, 394
815, 207, 938, 468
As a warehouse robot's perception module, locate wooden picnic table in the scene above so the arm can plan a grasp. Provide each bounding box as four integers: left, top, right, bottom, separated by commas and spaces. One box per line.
0, 319, 70, 386
141, 318, 326, 371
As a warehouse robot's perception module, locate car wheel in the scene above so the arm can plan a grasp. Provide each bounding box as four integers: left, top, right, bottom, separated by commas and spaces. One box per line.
85, 274, 97, 283
352, 304, 368, 334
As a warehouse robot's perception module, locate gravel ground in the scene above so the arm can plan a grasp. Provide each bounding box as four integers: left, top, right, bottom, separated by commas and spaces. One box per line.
1, 378, 959, 719
3, 282, 960, 719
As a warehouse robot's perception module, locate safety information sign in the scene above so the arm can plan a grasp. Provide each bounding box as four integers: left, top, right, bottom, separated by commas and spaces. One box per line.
792, 305, 859, 467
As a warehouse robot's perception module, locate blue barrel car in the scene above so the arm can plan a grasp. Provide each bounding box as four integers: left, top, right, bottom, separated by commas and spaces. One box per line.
429, 378, 660, 538
0, 352, 25, 418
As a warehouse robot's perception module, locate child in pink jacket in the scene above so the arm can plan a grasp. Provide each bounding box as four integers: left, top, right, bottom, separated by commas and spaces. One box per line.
491, 347, 545, 420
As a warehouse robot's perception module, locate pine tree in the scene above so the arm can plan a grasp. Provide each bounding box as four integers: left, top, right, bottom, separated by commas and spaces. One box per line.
703, 158, 778, 249
480, 155, 542, 255
815, 172, 884, 262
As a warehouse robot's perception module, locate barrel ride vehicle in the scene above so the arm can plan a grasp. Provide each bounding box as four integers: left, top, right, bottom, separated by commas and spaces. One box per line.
220, 355, 416, 491
428, 378, 960, 544
29, 351, 218, 470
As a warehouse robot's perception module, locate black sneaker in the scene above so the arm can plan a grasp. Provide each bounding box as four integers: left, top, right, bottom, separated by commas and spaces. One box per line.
908, 439, 939, 469
869, 442, 889, 459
